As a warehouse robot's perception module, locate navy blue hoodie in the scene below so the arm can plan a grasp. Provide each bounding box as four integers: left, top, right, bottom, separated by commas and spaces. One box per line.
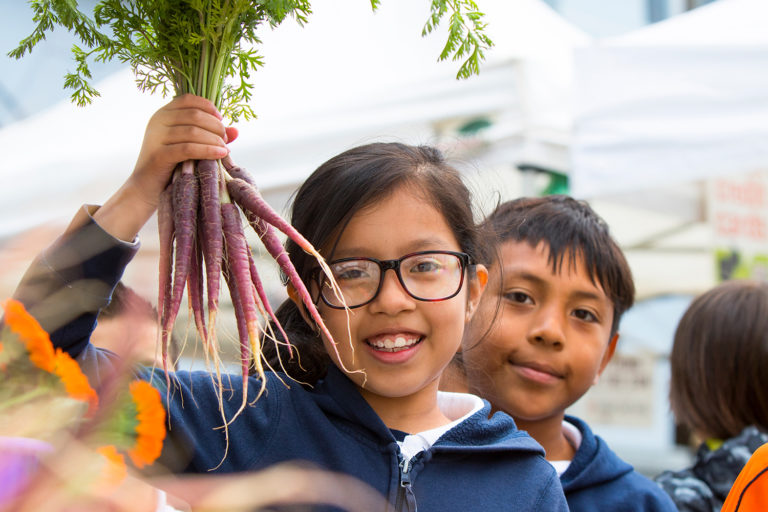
12, 207, 568, 512
562, 415, 678, 511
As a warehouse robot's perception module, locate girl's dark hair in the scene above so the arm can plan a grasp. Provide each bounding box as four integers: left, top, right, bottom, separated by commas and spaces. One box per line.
481, 195, 635, 337
261, 142, 486, 384
669, 280, 768, 439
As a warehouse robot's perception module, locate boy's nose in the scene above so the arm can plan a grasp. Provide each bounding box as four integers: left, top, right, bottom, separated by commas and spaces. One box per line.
527, 310, 565, 349
368, 269, 416, 314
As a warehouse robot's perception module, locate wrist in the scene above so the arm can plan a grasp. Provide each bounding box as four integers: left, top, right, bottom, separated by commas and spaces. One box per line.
93, 181, 157, 242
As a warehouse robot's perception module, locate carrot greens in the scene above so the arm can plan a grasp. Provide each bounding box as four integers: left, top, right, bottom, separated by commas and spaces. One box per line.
10, 1, 492, 116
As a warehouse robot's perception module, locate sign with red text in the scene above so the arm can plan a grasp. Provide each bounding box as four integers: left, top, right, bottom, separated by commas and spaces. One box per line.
708, 171, 768, 282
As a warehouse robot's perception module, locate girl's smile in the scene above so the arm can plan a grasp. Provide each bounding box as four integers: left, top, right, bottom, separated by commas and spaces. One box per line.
309, 185, 486, 429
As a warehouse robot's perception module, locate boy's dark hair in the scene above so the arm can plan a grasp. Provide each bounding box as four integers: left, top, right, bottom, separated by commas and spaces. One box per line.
100, 281, 179, 361
262, 142, 487, 384
101, 282, 157, 321
669, 280, 768, 439
482, 195, 635, 336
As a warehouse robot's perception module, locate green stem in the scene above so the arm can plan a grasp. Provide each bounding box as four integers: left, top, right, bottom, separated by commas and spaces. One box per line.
0, 387, 52, 411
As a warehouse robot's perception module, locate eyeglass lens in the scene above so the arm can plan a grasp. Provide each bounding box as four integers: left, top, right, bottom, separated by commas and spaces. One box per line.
320, 252, 464, 308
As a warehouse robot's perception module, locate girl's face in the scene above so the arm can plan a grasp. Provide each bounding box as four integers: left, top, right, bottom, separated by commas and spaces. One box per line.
311, 186, 486, 405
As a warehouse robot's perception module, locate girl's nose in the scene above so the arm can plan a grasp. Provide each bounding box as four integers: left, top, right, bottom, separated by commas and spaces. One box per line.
368, 269, 416, 315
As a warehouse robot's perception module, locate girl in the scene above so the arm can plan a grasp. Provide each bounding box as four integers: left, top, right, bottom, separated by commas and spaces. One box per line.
12, 95, 567, 511
655, 280, 768, 512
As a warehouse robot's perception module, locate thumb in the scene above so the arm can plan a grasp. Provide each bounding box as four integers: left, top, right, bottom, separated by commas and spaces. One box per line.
225, 126, 239, 144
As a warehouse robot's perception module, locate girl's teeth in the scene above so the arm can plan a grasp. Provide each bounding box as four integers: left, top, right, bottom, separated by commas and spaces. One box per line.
369, 336, 419, 352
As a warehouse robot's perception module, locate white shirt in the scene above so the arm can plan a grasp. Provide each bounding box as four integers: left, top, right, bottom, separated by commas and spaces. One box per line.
548, 419, 584, 476
397, 391, 485, 463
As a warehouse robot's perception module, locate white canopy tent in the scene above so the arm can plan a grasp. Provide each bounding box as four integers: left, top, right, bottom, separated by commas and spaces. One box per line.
565, 0, 768, 302
0, 0, 586, 304
571, 0, 768, 198
0, 0, 585, 241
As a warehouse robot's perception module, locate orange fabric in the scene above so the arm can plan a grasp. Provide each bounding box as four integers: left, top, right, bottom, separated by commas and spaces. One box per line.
722, 442, 768, 511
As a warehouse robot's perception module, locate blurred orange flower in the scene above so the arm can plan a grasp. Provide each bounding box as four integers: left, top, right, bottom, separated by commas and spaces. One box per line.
53, 349, 99, 414
127, 380, 166, 468
2, 299, 97, 412
97, 444, 128, 486
2, 298, 55, 372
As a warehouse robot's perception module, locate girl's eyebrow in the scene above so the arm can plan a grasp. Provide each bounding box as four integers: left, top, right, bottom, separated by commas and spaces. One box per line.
334, 237, 455, 258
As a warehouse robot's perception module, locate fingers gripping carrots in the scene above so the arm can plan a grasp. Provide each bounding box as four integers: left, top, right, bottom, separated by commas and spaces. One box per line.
132, 95, 233, 208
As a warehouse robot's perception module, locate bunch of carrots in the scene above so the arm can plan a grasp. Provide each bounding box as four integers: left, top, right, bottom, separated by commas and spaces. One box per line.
10, 0, 492, 423
158, 153, 341, 419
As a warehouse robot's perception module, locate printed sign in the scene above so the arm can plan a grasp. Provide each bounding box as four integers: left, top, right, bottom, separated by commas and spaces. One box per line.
708, 171, 768, 282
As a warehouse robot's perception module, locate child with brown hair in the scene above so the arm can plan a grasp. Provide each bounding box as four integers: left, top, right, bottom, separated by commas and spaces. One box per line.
447, 195, 677, 511
10, 94, 568, 510
655, 279, 768, 511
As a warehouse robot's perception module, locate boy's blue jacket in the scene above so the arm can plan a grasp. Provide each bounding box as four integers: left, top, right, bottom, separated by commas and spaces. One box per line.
13, 207, 568, 512
562, 415, 678, 511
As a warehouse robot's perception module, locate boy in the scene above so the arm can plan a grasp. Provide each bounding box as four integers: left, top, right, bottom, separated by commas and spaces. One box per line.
447, 195, 677, 511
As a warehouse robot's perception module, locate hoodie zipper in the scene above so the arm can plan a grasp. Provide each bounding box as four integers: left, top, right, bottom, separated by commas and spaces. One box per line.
395, 452, 418, 512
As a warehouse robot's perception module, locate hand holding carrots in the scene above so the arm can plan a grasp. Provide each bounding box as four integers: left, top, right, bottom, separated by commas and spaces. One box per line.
93, 94, 237, 242
130, 94, 237, 208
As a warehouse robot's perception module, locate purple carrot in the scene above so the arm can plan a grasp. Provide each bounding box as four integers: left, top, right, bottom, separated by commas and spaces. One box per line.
221, 202, 266, 422
227, 179, 354, 371
162, 160, 198, 372
247, 248, 293, 359
222, 258, 250, 429
226, 178, 315, 253
157, 179, 175, 372
197, 159, 223, 338
221, 155, 256, 187
187, 228, 207, 344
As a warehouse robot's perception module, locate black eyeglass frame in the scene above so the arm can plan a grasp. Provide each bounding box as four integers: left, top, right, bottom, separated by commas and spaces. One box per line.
313, 250, 473, 310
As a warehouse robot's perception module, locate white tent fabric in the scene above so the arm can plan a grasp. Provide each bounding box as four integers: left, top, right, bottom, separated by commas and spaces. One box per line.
571, 0, 768, 198
0, 0, 586, 239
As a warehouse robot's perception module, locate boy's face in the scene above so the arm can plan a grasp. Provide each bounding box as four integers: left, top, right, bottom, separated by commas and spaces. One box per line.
462, 240, 618, 424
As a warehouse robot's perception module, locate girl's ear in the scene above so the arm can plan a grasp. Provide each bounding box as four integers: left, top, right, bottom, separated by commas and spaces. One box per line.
287, 284, 314, 328
465, 264, 489, 321
593, 333, 619, 385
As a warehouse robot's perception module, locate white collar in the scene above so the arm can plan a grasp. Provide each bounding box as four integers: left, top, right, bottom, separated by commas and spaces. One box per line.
398, 391, 484, 461
548, 419, 584, 476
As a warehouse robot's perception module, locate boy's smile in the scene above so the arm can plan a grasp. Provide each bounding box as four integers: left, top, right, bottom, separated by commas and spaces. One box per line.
463, 241, 617, 432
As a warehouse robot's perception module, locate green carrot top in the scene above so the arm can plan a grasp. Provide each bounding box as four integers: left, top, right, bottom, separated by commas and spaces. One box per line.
9, 0, 493, 122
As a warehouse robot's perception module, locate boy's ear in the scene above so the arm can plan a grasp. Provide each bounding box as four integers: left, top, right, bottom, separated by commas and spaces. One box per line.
593, 333, 619, 385
466, 264, 489, 321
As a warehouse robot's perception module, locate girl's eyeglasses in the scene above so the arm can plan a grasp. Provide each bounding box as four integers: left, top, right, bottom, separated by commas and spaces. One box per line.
313, 250, 472, 310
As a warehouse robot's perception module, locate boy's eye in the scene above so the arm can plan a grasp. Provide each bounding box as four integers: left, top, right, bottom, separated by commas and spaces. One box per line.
573, 309, 598, 322
505, 291, 532, 304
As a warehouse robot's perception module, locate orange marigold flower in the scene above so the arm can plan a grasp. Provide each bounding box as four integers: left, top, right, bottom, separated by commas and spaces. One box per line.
97, 445, 127, 486
1, 299, 56, 372
53, 348, 99, 414
127, 380, 166, 468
